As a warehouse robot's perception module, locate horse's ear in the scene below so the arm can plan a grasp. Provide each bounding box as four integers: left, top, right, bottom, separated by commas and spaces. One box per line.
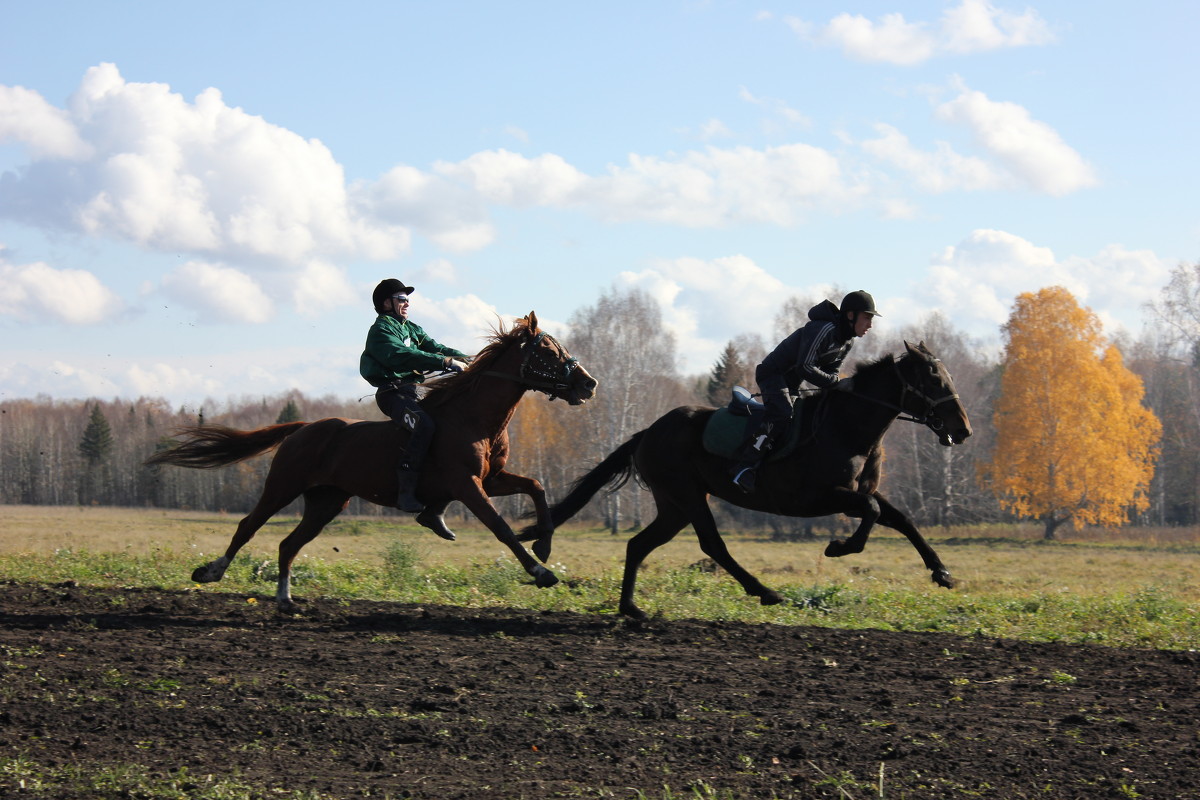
527, 310, 539, 332
903, 340, 917, 355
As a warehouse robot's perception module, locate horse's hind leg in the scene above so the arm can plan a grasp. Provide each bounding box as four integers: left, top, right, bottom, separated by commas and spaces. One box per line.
686, 495, 784, 608
620, 510, 688, 621
274, 486, 350, 614
192, 476, 300, 584
874, 493, 956, 589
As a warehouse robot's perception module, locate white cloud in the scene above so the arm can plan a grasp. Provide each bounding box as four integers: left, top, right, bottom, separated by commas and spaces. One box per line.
0, 257, 125, 324
861, 122, 1010, 193
788, 0, 1054, 65
408, 293, 506, 355
161, 260, 273, 323
935, 83, 1098, 195
615, 255, 802, 372
912, 230, 1168, 339
0, 360, 122, 400
126, 362, 223, 401
0, 85, 92, 160
0, 64, 412, 265
860, 80, 1097, 197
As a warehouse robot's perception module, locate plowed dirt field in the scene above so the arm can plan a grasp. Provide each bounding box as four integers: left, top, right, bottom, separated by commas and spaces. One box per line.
1, 581, 1196, 799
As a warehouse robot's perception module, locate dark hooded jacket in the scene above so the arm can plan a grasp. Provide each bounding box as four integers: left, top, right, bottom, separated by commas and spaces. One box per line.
758, 300, 854, 393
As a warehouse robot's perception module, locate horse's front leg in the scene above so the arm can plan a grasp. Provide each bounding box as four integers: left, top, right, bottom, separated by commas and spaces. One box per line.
482, 470, 555, 563
874, 493, 956, 588
456, 476, 559, 588
822, 488, 881, 558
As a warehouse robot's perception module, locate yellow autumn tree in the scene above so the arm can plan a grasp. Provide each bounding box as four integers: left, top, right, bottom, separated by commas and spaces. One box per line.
984, 286, 1161, 540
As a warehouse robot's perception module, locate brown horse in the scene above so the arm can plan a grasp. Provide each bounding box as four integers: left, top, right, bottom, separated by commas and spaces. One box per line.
145, 312, 597, 613
519, 341, 971, 620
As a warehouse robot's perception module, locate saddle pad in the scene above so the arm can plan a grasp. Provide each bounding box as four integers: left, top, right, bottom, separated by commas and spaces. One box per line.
702, 405, 808, 462
701, 408, 761, 460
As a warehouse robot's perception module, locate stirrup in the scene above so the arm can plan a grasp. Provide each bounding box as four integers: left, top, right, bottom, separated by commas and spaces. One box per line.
732, 467, 757, 493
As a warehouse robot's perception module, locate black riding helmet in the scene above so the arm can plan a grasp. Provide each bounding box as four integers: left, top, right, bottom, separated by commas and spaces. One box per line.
840, 290, 880, 317
372, 278, 415, 312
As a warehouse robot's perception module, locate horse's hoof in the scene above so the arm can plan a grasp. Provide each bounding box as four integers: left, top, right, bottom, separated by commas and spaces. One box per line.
532, 566, 559, 588
824, 540, 847, 558
191, 566, 215, 583
532, 537, 553, 564
759, 590, 784, 606
276, 600, 303, 616
620, 604, 649, 621
932, 569, 957, 589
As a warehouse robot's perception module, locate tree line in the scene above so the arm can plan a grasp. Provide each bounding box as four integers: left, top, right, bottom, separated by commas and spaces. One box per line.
3, 262, 1198, 538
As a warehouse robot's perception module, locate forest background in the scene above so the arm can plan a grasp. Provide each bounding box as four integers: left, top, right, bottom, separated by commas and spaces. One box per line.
5, 261, 1200, 539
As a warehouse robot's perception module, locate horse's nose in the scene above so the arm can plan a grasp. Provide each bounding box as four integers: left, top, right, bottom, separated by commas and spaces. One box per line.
953, 426, 972, 444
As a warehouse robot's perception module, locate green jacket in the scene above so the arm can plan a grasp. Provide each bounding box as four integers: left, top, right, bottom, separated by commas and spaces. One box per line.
359, 314, 469, 387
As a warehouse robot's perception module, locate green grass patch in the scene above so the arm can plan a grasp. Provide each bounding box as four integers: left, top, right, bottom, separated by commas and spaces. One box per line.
2, 534, 1197, 649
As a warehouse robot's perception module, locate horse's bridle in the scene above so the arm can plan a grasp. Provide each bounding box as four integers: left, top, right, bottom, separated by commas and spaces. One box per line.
892, 356, 960, 433
485, 331, 581, 399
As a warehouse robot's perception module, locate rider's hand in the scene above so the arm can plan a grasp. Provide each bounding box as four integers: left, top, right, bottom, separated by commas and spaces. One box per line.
443, 357, 465, 374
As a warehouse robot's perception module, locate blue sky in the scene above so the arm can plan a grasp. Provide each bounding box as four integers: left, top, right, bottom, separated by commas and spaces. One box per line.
2, 1, 1197, 407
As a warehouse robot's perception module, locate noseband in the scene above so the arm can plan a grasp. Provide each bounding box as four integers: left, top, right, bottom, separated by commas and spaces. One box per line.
484, 331, 581, 398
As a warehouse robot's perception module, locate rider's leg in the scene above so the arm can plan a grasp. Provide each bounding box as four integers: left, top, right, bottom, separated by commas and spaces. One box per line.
376, 385, 433, 513
732, 371, 791, 493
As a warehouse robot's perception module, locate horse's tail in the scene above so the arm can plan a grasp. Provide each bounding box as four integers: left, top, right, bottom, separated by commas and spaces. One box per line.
144, 422, 307, 470
532, 429, 646, 533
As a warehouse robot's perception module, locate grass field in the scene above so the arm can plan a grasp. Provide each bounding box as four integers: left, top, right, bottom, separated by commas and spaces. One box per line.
2, 504, 1198, 650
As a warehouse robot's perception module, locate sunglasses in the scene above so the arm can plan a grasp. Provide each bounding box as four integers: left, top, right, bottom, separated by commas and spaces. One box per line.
390, 294, 410, 304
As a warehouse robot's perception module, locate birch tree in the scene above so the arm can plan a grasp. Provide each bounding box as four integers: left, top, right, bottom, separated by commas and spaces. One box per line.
983, 287, 1161, 539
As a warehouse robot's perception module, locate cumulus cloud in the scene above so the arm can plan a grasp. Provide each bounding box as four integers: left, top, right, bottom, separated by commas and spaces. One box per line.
787, 0, 1054, 65
935, 83, 1098, 195
0, 257, 125, 324
160, 261, 273, 323
860, 80, 1096, 197
861, 122, 1010, 193
914, 230, 1169, 338
0, 63, 413, 266
615, 255, 801, 372
0, 85, 92, 160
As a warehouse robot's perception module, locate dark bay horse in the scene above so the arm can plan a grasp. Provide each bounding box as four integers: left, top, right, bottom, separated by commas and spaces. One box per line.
519, 341, 970, 620
146, 312, 597, 613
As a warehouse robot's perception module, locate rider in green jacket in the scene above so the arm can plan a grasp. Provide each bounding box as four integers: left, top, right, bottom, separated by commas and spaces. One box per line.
360, 278, 471, 512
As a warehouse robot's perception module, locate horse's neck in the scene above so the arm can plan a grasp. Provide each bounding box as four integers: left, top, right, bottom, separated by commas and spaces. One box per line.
828, 367, 905, 452
437, 375, 526, 432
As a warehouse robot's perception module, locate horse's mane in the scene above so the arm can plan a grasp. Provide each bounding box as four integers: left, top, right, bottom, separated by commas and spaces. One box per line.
847, 351, 898, 387
421, 316, 535, 410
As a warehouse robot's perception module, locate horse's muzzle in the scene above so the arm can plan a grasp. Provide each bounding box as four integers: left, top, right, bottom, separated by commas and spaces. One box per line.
566, 369, 599, 405
939, 427, 971, 447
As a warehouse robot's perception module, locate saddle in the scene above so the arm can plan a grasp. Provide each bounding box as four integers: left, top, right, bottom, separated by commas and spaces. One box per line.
701, 387, 816, 462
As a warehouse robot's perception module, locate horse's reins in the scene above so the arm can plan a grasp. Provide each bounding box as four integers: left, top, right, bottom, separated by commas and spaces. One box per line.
482, 331, 580, 398
840, 356, 960, 432
797, 355, 957, 434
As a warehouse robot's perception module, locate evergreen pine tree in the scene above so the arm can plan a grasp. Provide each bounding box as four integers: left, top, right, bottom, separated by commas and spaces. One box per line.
276, 398, 302, 423
78, 403, 114, 465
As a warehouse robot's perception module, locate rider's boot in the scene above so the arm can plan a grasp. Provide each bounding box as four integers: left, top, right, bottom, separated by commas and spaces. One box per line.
394, 463, 425, 513
731, 424, 778, 493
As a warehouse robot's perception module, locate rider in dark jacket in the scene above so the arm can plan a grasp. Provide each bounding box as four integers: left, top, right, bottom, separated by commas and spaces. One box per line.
361, 278, 471, 512
732, 290, 879, 492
